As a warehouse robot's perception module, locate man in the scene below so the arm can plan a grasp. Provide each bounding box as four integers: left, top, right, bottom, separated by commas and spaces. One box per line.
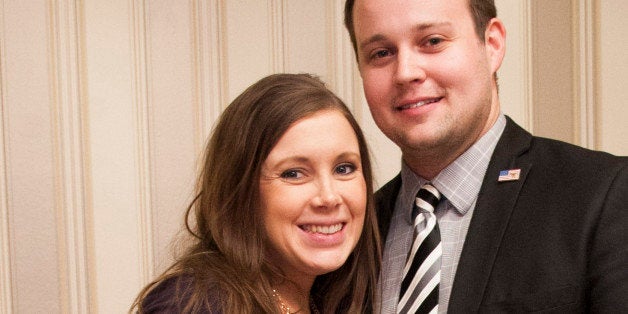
345, 0, 628, 312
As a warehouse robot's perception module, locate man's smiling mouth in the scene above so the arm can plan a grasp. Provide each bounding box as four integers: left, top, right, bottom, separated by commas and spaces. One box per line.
398, 97, 443, 110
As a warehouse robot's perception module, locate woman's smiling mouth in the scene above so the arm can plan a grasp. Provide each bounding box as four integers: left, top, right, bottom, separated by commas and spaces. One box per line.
300, 223, 344, 234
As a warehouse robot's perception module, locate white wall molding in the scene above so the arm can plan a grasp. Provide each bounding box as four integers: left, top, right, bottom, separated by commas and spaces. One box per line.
576, 0, 595, 149
269, 0, 287, 73
0, 1, 16, 313
49, 0, 89, 312
192, 0, 225, 151
522, 0, 534, 132
129, 0, 154, 285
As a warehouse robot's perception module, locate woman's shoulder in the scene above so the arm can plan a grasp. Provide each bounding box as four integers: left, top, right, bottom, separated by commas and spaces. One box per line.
141, 274, 221, 313
141, 275, 193, 313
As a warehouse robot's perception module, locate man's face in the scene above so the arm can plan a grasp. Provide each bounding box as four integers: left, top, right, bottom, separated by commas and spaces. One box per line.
352, 0, 504, 169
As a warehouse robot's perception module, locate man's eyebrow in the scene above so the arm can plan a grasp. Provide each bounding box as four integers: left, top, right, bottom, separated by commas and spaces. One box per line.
358, 21, 453, 51
359, 34, 387, 51
414, 21, 452, 31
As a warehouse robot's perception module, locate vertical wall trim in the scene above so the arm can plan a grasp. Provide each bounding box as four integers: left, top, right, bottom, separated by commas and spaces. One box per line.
522, 0, 534, 132
49, 0, 89, 312
269, 0, 287, 72
191, 0, 225, 152
129, 0, 154, 284
326, 0, 360, 115
0, 1, 15, 312
211, 1, 227, 127
576, 0, 595, 149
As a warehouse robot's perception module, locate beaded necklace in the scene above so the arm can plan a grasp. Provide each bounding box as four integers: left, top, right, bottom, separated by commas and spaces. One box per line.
271, 289, 320, 314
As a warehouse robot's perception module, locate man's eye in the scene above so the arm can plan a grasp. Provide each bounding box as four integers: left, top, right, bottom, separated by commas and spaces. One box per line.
426, 37, 443, 46
371, 49, 390, 59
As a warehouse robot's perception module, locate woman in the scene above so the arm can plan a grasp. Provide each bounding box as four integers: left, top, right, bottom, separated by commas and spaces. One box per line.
131, 73, 381, 313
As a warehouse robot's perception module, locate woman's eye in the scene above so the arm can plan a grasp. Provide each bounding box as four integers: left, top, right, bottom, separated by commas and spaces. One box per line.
335, 164, 356, 175
280, 170, 302, 179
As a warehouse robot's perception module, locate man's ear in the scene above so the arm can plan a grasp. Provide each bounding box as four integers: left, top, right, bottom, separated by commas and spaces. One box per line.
485, 17, 506, 74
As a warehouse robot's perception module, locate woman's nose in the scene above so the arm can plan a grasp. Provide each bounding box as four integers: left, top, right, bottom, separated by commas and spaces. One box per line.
312, 177, 342, 209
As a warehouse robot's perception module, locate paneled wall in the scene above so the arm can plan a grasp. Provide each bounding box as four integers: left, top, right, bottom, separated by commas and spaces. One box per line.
598, 1, 628, 153
0, 1, 625, 313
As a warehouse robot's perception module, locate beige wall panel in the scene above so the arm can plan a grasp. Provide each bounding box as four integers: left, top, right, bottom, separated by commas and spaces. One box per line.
2, 1, 62, 313
495, 0, 532, 130
145, 0, 199, 274
284, 1, 329, 79
224, 1, 273, 101
2, 1, 627, 313
530, 0, 575, 143
325, 0, 359, 104
83, 0, 143, 311
3, 1, 59, 312
598, 1, 628, 155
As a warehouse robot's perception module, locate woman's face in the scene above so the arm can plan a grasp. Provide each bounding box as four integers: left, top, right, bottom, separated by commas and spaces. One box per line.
259, 109, 367, 286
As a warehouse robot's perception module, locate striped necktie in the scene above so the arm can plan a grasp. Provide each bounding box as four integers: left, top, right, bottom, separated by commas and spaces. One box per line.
397, 183, 441, 314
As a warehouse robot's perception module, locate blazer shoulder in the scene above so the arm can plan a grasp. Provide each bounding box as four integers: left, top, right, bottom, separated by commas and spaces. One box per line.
501, 116, 626, 173
529, 135, 626, 171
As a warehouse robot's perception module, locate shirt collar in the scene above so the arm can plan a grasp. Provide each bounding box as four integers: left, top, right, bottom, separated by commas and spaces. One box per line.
400, 113, 507, 216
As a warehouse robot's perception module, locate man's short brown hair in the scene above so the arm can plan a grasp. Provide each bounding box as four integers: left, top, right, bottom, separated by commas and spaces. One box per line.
344, 0, 497, 57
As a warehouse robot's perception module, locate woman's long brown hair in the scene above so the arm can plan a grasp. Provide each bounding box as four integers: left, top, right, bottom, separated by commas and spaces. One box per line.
131, 73, 381, 313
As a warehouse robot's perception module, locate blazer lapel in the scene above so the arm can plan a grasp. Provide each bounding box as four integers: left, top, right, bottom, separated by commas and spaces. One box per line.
374, 174, 402, 245
448, 117, 533, 312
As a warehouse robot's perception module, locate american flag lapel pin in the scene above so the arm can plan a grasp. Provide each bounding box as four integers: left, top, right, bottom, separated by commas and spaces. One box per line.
498, 169, 521, 182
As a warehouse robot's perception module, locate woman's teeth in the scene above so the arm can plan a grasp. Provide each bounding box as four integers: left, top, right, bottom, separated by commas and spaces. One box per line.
301, 223, 343, 234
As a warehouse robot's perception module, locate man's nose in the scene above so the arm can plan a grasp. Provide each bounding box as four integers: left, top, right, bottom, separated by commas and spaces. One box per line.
394, 48, 427, 85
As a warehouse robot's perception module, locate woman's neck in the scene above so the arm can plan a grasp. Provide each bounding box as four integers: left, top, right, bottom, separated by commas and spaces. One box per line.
272, 277, 314, 313
274, 285, 308, 313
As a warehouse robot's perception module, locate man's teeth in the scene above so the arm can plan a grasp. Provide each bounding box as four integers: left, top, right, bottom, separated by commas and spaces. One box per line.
401, 98, 439, 110
302, 223, 343, 234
